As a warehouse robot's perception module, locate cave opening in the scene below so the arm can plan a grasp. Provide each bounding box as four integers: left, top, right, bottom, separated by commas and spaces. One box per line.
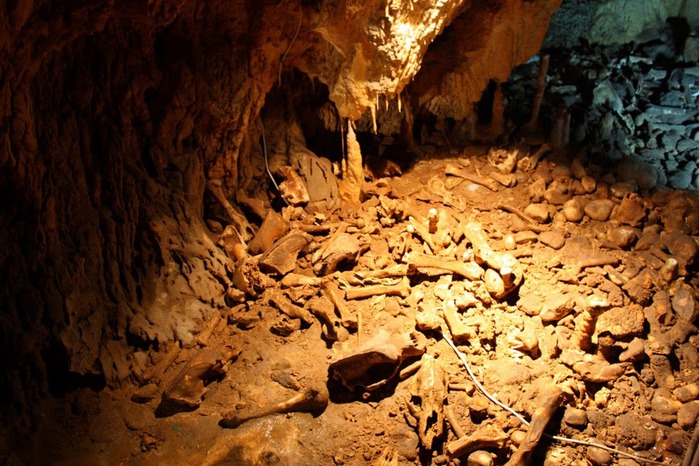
2, 1, 699, 465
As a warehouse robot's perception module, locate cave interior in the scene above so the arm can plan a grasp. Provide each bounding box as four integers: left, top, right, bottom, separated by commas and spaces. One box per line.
2, 0, 699, 465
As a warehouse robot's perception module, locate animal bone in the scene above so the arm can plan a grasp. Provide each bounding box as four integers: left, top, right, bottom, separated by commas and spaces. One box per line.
267, 290, 315, 326
281, 273, 324, 288
445, 164, 500, 191
408, 354, 448, 449
490, 171, 517, 187
496, 203, 546, 233
321, 280, 358, 329
337, 264, 410, 286
408, 216, 440, 253
345, 276, 411, 300
207, 179, 253, 244
406, 253, 484, 281
442, 300, 473, 344
487, 147, 518, 174
504, 385, 564, 466
259, 232, 312, 276
219, 384, 329, 428
330, 329, 425, 391
517, 143, 551, 172
162, 346, 240, 413
446, 423, 509, 460
309, 296, 348, 342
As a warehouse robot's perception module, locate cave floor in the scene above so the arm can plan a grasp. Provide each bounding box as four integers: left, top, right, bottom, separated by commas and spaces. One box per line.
38, 145, 698, 466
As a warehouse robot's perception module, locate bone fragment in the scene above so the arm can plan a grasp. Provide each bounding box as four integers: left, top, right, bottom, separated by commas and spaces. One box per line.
345, 276, 411, 300
445, 164, 500, 192
267, 291, 314, 326
337, 264, 410, 286
496, 203, 546, 233
517, 143, 551, 172
410, 355, 448, 449
504, 385, 564, 466
219, 385, 329, 428
490, 171, 517, 187
445, 404, 467, 438
442, 300, 473, 344
446, 423, 509, 459
371, 447, 398, 466
281, 273, 324, 288
321, 280, 358, 329
309, 296, 348, 342
408, 216, 440, 253
407, 253, 484, 281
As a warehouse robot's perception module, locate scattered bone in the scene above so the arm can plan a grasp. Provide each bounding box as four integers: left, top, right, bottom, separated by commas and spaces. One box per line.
321, 280, 358, 329
248, 210, 290, 255
487, 147, 518, 174
308, 295, 348, 342
345, 277, 411, 300
281, 273, 324, 288
408, 355, 448, 449
407, 253, 484, 281
232, 258, 265, 297
259, 232, 312, 275
163, 346, 240, 411
445, 404, 467, 438
338, 264, 410, 286
468, 450, 496, 466
571, 294, 610, 351
329, 329, 425, 392
408, 215, 440, 253
442, 300, 473, 344
497, 203, 546, 232
517, 143, 550, 172
218, 224, 248, 261
370, 447, 399, 466
313, 232, 361, 276
445, 164, 500, 191
267, 290, 315, 326
504, 385, 564, 466
219, 384, 329, 428
446, 423, 509, 460
277, 165, 311, 206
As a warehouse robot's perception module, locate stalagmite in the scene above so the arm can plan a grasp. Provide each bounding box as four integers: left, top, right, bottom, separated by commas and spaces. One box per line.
339, 121, 363, 206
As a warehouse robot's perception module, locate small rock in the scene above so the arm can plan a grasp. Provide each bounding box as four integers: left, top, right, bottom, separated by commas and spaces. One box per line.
524, 203, 550, 223
662, 230, 699, 273
610, 181, 637, 198
562, 198, 584, 222
540, 293, 575, 322
613, 196, 646, 226
615, 413, 656, 450
587, 442, 613, 465
563, 407, 587, 427
584, 199, 615, 221
619, 338, 646, 362
581, 176, 597, 193
608, 226, 637, 249
651, 388, 682, 424
539, 230, 565, 250
677, 401, 699, 430
514, 230, 539, 244
673, 383, 699, 403
131, 383, 160, 403
635, 229, 661, 251
616, 159, 658, 190
672, 282, 698, 322
596, 305, 645, 339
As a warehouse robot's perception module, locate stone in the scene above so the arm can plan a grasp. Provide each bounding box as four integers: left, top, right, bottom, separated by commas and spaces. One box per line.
539, 230, 565, 250
517, 294, 543, 317
581, 176, 597, 193
571, 158, 586, 179
562, 198, 584, 222
584, 199, 614, 221
677, 401, 699, 430
677, 138, 699, 152
587, 443, 612, 466
672, 282, 698, 322
608, 226, 637, 249
673, 383, 699, 403
593, 80, 623, 113
662, 230, 699, 273
514, 230, 539, 244
614, 413, 656, 450
609, 181, 637, 198
651, 388, 682, 424
540, 293, 575, 323
613, 196, 646, 227
642, 105, 696, 125
596, 306, 645, 339
563, 407, 587, 427
524, 203, 550, 223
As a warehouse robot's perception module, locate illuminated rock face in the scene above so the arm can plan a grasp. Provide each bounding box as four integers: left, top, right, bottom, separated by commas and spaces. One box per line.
0, 0, 561, 430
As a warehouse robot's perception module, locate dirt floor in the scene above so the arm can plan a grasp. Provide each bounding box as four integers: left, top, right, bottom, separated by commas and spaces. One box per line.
34, 144, 699, 466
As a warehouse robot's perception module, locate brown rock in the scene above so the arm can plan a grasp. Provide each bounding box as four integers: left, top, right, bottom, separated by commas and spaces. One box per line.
613, 196, 646, 227
584, 199, 615, 221
596, 305, 645, 339
677, 401, 699, 430
581, 176, 597, 193
651, 388, 682, 424
539, 230, 565, 249
608, 226, 637, 249
524, 203, 550, 223
562, 198, 584, 222
614, 413, 657, 449
587, 442, 612, 465
674, 384, 699, 403
540, 293, 575, 323
662, 230, 699, 273
563, 407, 587, 427
672, 282, 698, 322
